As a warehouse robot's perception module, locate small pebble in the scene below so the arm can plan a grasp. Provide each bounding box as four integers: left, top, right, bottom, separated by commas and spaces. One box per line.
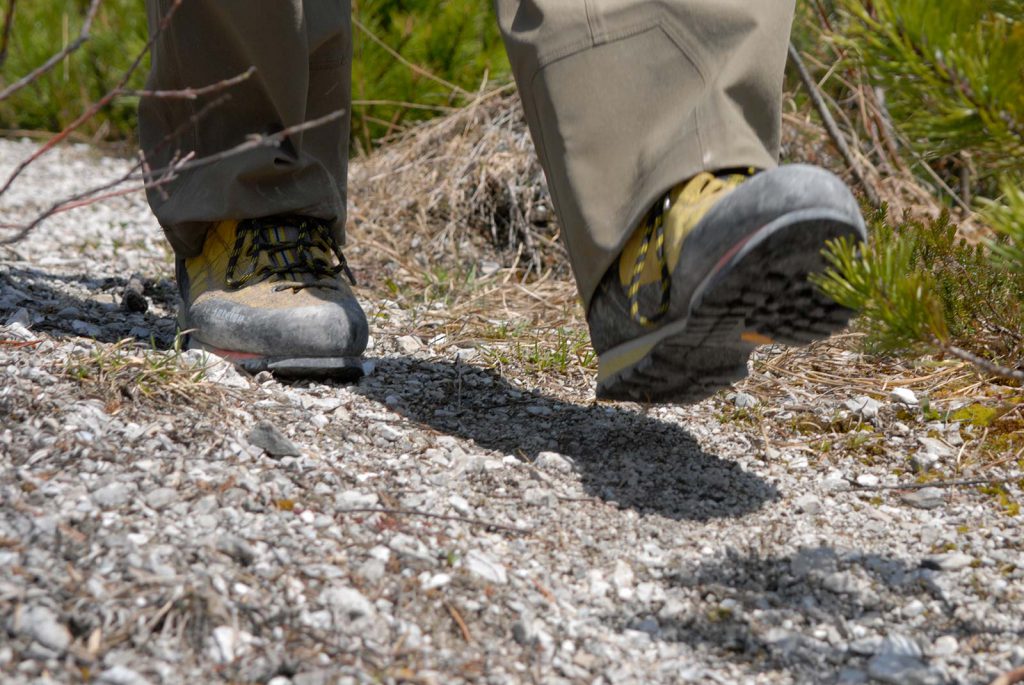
248, 421, 300, 457
901, 487, 945, 510
890, 388, 919, 405
922, 552, 974, 572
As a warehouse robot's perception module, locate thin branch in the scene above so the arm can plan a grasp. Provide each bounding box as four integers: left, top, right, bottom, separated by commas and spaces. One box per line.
788, 42, 881, 207
0, 0, 182, 199
352, 17, 470, 98
335, 506, 533, 535
352, 99, 456, 113
0, 0, 16, 69
446, 604, 473, 642
0, 0, 101, 101
850, 477, 1022, 492
122, 66, 256, 100
943, 344, 1024, 383
0, 103, 346, 244
141, 108, 347, 180
0, 90, 238, 242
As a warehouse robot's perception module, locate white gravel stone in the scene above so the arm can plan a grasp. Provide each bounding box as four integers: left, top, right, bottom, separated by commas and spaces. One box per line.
96, 666, 153, 685
144, 487, 178, 510
930, 635, 959, 658
612, 560, 635, 600
464, 550, 508, 585
334, 490, 379, 510
794, 494, 823, 514
92, 482, 133, 509
917, 437, 955, 460
422, 573, 452, 590
321, 586, 374, 620
845, 396, 882, 419
889, 388, 919, 405
923, 552, 974, 571
866, 654, 944, 685
855, 474, 880, 487
248, 420, 300, 456
901, 487, 945, 509
879, 633, 923, 658
15, 606, 71, 652
730, 392, 758, 408
534, 451, 573, 473
447, 494, 472, 515
396, 335, 423, 354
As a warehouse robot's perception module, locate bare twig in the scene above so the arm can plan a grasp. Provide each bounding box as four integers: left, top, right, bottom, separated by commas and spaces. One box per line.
850, 477, 1021, 492
150, 109, 347, 179
0, 102, 347, 244
788, 42, 881, 207
122, 66, 256, 100
446, 604, 473, 643
0, 0, 182, 199
352, 17, 470, 98
991, 666, 1024, 685
335, 507, 532, 535
943, 344, 1024, 383
0, 0, 101, 101
0, 0, 16, 68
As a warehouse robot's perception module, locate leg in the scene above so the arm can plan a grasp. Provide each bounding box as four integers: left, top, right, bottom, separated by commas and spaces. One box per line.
497, 1, 866, 402
140, 0, 352, 257
141, 0, 367, 378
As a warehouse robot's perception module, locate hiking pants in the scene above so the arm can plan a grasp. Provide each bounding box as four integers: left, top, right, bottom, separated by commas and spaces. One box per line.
141, 0, 795, 309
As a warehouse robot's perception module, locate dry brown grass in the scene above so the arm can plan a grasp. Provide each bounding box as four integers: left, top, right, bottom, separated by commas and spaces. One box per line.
342, 87, 1020, 474
61, 338, 238, 417
346, 89, 589, 397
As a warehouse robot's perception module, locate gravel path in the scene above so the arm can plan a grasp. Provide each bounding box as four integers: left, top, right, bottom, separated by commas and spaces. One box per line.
1, 139, 1023, 685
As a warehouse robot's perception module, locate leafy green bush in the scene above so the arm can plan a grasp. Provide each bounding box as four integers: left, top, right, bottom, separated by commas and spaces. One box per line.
814, 210, 1024, 365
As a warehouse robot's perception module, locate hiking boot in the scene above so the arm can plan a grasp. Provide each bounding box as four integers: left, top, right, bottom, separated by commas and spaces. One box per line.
589, 164, 866, 403
178, 216, 368, 380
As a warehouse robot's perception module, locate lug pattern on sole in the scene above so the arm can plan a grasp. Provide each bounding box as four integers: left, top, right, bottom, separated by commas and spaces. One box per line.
597, 219, 858, 404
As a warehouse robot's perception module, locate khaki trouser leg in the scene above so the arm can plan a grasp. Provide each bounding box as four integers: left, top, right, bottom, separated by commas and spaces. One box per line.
496, 0, 796, 309
140, 0, 351, 258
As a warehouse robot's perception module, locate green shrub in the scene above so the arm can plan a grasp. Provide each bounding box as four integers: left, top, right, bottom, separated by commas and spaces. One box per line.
836, 0, 1024, 193
814, 210, 1024, 366
811, 0, 1024, 379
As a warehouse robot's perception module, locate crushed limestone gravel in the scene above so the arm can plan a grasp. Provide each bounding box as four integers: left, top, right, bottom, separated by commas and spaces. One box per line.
1, 139, 1023, 685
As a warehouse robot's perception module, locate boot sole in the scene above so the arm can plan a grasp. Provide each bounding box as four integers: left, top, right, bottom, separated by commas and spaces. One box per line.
596, 208, 863, 404
187, 337, 368, 382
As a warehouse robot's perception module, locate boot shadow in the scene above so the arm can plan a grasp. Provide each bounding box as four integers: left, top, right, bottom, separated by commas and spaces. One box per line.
352, 357, 778, 522
0, 264, 178, 347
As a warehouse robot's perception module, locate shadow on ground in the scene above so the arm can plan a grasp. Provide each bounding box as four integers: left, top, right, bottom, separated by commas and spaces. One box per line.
614, 545, 996, 682
352, 357, 779, 522
0, 264, 178, 347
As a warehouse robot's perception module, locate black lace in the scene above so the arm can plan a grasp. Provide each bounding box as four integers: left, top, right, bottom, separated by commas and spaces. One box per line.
224, 216, 356, 291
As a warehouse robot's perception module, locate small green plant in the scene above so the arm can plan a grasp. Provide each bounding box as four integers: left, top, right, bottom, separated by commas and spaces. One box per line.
808, 1, 1024, 383
813, 209, 1024, 376
63, 335, 211, 404
482, 326, 595, 377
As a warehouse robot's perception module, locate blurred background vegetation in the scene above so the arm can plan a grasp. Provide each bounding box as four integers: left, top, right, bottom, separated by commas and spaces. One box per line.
0, 0, 510, 151
0, 0, 1021, 377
